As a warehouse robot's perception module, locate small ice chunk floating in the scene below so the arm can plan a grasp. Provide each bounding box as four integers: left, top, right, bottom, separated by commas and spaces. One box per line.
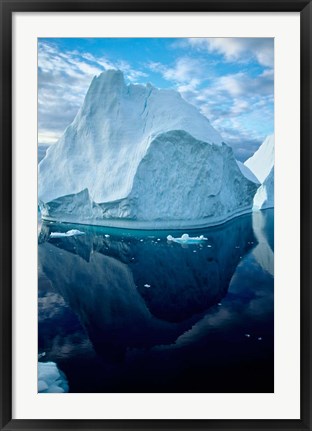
167, 233, 208, 244
50, 229, 85, 238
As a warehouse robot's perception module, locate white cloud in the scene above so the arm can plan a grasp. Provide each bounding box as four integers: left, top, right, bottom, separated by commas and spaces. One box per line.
148, 57, 204, 91
217, 73, 245, 96
72, 60, 103, 76
117, 60, 148, 82
38, 130, 62, 145
208, 69, 273, 98
231, 99, 249, 115
186, 38, 274, 67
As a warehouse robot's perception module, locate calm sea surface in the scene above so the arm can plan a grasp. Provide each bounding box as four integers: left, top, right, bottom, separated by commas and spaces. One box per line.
38, 209, 274, 393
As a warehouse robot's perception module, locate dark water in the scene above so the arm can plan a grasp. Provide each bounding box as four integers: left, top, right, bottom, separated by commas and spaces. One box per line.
38, 210, 274, 393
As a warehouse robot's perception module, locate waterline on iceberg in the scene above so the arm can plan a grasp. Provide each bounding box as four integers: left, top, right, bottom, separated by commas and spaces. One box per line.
40, 206, 266, 231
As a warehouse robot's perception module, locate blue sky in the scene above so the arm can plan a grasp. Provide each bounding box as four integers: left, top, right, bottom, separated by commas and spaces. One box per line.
38, 37, 274, 161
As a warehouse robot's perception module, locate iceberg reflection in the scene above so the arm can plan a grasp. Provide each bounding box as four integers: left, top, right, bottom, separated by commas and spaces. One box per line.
39, 213, 257, 360
252, 210, 274, 276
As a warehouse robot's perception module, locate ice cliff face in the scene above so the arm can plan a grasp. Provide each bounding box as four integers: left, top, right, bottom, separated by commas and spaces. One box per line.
39, 69, 259, 228
244, 134, 274, 210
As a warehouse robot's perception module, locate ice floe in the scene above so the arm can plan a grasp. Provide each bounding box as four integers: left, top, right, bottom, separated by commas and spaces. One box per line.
50, 229, 85, 238
167, 233, 208, 244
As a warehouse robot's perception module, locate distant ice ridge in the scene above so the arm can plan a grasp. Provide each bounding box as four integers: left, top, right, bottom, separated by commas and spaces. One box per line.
38, 361, 69, 393
244, 134, 274, 210
39, 69, 259, 228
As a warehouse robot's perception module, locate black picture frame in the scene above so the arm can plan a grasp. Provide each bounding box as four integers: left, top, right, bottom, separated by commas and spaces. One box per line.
1, 0, 311, 430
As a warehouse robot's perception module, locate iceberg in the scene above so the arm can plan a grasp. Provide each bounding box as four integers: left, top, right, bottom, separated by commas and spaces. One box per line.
167, 233, 208, 244
38, 361, 69, 393
244, 134, 274, 210
39, 70, 259, 228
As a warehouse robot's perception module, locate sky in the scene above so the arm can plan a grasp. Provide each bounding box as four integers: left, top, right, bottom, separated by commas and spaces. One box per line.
38, 37, 274, 162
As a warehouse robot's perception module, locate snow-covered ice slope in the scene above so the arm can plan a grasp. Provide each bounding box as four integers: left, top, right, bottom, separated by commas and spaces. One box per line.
244, 134, 274, 210
39, 70, 259, 228
253, 167, 274, 210
236, 161, 260, 184
244, 134, 274, 183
